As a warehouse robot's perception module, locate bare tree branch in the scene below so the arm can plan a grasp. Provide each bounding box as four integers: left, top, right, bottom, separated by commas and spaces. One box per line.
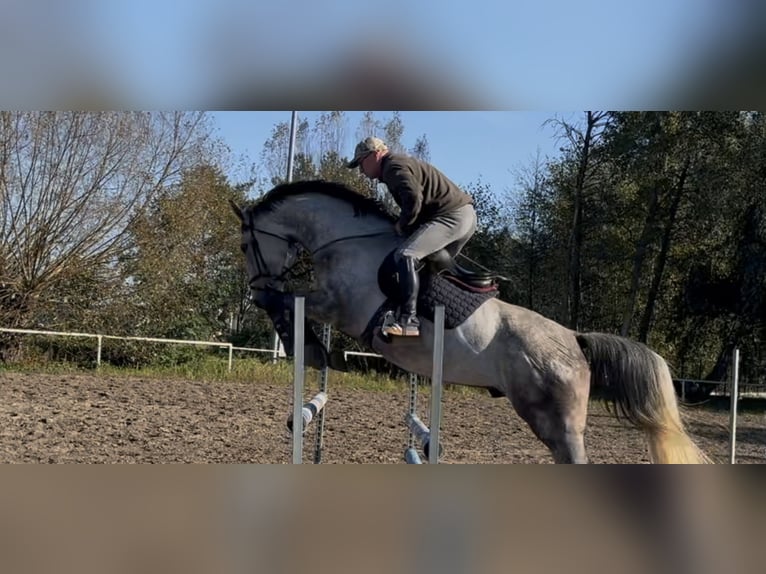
0, 111, 214, 328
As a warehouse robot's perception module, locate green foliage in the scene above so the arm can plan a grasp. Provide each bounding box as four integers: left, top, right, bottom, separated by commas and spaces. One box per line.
0, 111, 215, 342
525, 111, 766, 381
458, 180, 519, 303
507, 155, 568, 318
5, 111, 764, 386
121, 164, 248, 345
247, 110, 766, 384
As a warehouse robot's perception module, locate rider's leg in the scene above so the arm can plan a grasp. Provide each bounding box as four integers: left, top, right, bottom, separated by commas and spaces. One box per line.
399, 204, 477, 262
381, 255, 421, 337
441, 204, 478, 259
382, 205, 477, 337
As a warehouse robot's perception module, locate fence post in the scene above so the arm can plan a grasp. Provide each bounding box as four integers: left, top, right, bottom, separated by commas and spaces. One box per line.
96, 335, 102, 368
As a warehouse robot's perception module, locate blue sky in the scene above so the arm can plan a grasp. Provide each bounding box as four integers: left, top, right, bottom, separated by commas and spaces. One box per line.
209, 111, 573, 196
5, 0, 744, 108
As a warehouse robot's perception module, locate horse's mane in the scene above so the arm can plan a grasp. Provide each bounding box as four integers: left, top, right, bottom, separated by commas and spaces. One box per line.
248, 179, 396, 222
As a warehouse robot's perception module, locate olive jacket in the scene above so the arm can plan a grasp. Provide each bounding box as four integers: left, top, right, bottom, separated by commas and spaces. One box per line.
379, 153, 473, 231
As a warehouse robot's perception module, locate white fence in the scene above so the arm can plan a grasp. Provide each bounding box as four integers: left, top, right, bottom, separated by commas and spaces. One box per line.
0, 326, 383, 372
0, 327, 284, 371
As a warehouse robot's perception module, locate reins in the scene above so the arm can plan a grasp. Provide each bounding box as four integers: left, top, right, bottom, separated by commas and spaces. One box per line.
242, 210, 391, 285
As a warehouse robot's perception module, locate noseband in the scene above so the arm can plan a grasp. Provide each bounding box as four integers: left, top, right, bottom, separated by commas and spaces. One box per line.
240, 213, 300, 289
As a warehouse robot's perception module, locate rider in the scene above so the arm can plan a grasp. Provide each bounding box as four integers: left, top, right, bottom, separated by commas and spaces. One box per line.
347, 136, 477, 337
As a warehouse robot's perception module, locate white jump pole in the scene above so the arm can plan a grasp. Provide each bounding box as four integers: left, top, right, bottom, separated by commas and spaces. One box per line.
287, 391, 328, 434
405, 305, 446, 464
429, 305, 445, 464
313, 323, 332, 464
728, 348, 740, 464
291, 297, 305, 464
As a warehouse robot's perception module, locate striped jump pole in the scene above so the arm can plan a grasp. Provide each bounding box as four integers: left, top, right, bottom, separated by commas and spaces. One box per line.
404, 305, 446, 464
405, 413, 444, 461
287, 391, 329, 434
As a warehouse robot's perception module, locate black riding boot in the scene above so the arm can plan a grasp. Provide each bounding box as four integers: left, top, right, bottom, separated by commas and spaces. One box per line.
383, 256, 421, 337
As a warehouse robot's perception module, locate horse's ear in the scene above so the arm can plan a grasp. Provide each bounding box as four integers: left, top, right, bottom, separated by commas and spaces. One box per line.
229, 199, 244, 223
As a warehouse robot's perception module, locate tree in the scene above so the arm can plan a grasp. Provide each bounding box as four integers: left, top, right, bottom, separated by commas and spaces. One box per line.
410, 134, 431, 162
509, 150, 561, 312
460, 179, 517, 302
260, 117, 311, 186
546, 112, 609, 330
355, 111, 382, 142
534, 111, 762, 382
313, 111, 348, 160
0, 112, 215, 339
678, 112, 766, 381
121, 165, 247, 343
600, 112, 745, 344
383, 111, 406, 153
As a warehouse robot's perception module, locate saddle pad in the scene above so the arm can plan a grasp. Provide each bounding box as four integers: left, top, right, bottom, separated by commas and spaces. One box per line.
363, 252, 499, 348
360, 273, 498, 349
417, 273, 498, 329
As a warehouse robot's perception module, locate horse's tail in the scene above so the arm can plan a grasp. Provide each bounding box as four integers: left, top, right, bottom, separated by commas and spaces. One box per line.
576, 332, 712, 464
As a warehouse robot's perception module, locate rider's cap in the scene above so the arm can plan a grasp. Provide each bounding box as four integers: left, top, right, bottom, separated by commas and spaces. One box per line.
346, 137, 388, 168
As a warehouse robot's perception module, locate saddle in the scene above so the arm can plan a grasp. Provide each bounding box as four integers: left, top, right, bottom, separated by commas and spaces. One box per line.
366, 249, 503, 344
421, 249, 502, 290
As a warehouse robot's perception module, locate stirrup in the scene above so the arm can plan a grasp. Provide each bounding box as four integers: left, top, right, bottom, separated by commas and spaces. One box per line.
381, 316, 420, 337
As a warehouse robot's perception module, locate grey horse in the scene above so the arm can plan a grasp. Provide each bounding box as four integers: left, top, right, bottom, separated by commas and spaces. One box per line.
232, 180, 710, 464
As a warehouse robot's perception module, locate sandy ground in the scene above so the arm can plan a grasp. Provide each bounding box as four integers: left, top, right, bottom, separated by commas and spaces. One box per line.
0, 371, 762, 464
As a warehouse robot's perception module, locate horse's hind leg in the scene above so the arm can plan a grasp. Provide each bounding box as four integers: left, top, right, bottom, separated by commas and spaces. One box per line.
529, 406, 588, 464
508, 375, 590, 464
549, 425, 588, 464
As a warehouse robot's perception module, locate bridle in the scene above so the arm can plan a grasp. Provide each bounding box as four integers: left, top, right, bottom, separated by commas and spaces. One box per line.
241, 214, 300, 289
241, 210, 391, 289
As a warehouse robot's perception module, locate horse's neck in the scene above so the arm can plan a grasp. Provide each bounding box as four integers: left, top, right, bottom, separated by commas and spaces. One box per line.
279, 197, 394, 336
278, 197, 392, 253
312, 240, 392, 337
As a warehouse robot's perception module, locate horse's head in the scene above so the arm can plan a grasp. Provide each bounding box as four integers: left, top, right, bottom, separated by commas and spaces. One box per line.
230, 199, 300, 294
232, 181, 396, 294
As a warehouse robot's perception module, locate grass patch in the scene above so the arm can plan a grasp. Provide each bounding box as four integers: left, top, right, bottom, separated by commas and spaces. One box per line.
0, 355, 489, 396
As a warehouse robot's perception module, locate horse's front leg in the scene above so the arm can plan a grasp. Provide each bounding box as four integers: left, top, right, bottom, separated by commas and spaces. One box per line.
251, 287, 294, 348
252, 287, 337, 334
251, 288, 337, 370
